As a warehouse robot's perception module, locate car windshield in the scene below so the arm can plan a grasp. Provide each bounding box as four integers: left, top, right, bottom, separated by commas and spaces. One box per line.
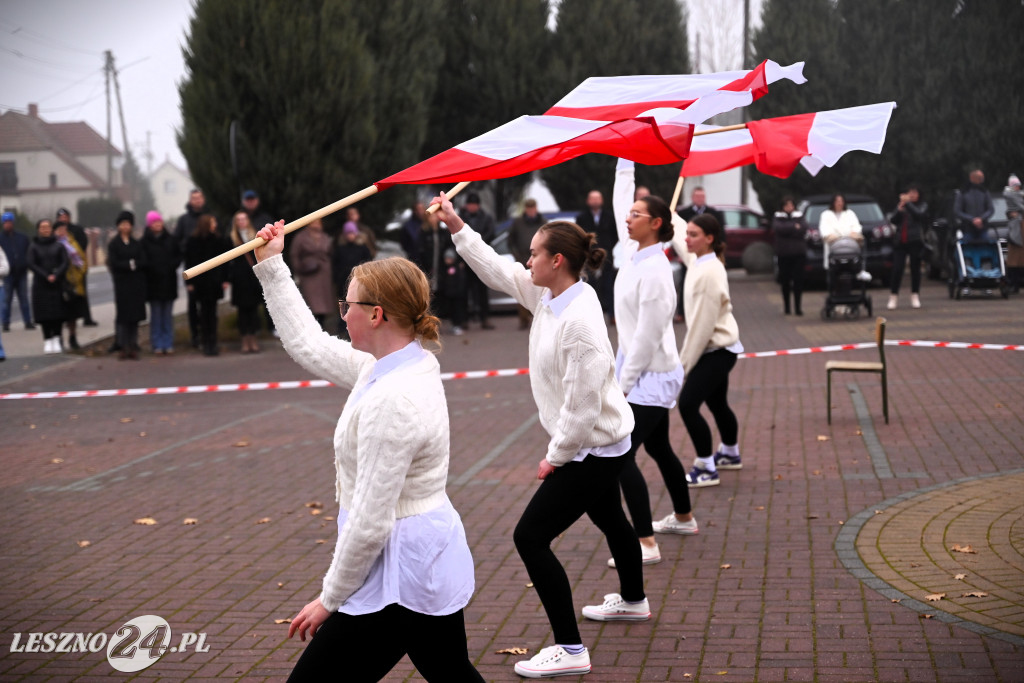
805, 201, 885, 226
721, 209, 760, 228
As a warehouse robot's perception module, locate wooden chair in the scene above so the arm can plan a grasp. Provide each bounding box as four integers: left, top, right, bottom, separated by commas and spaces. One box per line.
826, 317, 888, 424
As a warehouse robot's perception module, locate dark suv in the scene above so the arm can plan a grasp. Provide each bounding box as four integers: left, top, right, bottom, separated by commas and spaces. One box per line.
797, 194, 894, 285
924, 193, 1009, 280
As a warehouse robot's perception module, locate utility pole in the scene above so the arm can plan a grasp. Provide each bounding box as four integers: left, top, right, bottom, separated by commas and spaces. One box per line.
104, 50, 113, 198
739, 0, 750, 206
111, 56, 133, 207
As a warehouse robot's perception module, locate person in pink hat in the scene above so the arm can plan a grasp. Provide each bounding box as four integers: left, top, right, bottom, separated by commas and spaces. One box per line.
141, 210, 182, 354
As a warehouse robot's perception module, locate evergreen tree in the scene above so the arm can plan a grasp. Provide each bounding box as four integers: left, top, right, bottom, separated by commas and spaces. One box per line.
542, 0, 691, 212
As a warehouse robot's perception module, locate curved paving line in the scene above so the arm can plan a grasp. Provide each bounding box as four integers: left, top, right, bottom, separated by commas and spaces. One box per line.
834, 467, 1024, 647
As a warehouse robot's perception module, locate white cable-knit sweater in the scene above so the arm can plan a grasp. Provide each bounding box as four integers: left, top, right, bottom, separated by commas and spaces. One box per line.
253, 254, 453, 612
452, 228, 634, 466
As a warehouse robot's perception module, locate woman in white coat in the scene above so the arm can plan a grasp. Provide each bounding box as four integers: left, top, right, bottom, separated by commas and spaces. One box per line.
818, 193, 862, 269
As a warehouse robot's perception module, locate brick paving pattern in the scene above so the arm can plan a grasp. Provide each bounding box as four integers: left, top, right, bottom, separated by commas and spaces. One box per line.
1, 274, 1021, 681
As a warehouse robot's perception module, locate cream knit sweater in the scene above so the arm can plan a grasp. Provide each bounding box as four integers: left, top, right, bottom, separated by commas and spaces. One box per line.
452, 227, 634, 466
670, 216, 740, 374
254, 254, 451, 612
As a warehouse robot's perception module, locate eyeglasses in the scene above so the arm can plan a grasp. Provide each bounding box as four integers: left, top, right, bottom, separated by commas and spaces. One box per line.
628, 211, 652, 219
338, 300, 387, 320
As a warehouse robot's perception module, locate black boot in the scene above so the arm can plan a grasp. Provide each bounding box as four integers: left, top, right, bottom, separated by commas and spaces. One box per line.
69, 335, 80, 350
794, 292, 803, 316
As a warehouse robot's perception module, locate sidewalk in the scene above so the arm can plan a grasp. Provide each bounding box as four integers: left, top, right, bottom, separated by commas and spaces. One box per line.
0, 273, 1021, 681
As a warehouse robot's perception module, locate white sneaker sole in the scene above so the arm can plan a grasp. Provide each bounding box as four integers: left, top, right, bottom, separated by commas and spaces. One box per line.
715, 462, 743, 471
581, 608, 651, 622
652, 524, 699, 536
607, 554, 661, 568
514, 663, 591, 677
687, 477, 720, 488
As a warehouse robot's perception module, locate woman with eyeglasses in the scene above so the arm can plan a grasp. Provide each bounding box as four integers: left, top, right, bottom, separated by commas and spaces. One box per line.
253, 220, 482, 683
606, 160, 694, 569
432, 192, 646, 679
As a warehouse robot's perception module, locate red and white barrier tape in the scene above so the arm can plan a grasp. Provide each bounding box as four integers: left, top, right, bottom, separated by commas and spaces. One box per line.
1, 341, 1017, 400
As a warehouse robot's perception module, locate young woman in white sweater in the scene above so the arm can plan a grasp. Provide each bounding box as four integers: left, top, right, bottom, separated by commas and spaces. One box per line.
670, 212, 744, 488
432, 192, 647, 679
607, 160, 695, 568
252, 220, 483, 682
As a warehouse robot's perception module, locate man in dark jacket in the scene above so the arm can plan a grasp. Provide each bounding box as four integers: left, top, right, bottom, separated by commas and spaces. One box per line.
508, 198, 546, 329
458, 192, 496, 329
174, 188, 209, 347
575, 190, 618, 320
400, 202, 427, 269
953, 169, 995, 243
241, 189, 273, 234
56, 207, 97, 325
1, 212, 34, 330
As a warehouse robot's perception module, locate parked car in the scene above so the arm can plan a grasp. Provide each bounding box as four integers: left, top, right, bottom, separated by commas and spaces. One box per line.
924, 192, 1009, 280
798, 194, 894, 285
716, 205, 773, 273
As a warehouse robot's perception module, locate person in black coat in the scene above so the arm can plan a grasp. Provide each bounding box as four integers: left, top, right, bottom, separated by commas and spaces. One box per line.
184, 214, 229, 356
458, 193, 496, 329
107, 211, 148, 359
229, 211, 264, 353
174, 188, 209, 347
575, 190, 619, 320
887, 185, 929, 310
142, 211, 182, 354
27, 219, 68, 354
772, 196, 808, 316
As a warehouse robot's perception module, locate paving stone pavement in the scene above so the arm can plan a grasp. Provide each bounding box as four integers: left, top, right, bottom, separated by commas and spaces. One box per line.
0, 274, 1022, 682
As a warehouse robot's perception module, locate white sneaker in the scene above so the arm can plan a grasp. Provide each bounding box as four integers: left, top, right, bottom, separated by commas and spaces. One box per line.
43, 338, 53, 354
452, 326, 464, 336
887, 294, 898, 310
581, 593, 651, 622
857, 270, 872, 282
910, 293, 921, 309
607, 542, 661, 567
652, 514, 699, 535
513, 645, 590, 678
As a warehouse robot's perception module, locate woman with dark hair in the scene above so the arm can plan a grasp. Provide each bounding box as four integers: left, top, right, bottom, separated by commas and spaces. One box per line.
253, 220, 482, 683
670, 212, 744, 488
887, 185, 928, 309
433, 191, 646, 679
608, 159, 693, 567
27, 218, 68, 354
772, 196, 808, 315
107, 211, 148, 360
184, 214, 229, 356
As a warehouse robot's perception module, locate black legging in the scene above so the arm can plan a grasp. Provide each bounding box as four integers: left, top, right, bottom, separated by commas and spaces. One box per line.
619, 403, 692, 537
513, 454, 643, 645
39, 320, 62, 339
287, 605, 483, 682
777, 254, 806, 312
196, 298, 219, 351
678, 349, 739, 459
890, 241, 923, 294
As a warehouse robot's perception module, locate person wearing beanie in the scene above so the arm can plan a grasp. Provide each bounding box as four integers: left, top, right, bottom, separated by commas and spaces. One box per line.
107, 211, 148, 359
142, 210, 182, 354
1, 211, 35, 331
1005, 174, 1024, 293
332, 220, 372, 340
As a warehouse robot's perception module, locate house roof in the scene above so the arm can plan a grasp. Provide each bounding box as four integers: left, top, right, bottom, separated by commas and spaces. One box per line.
0, 109, 120, 190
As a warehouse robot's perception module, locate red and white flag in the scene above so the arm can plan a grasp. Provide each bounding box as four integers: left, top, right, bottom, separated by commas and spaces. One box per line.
375, 61, 807, 189
680, 102, 897, 178
545, 60, 806, 120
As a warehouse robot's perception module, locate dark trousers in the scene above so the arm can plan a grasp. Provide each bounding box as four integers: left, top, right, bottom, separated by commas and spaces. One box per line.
3, 270, 32, 325
81, 269, 95, 323
619, 403, 692, 537
196, 298, 219, 353
236, 304, 260, 336
890, 241, 923, 294
777, 254, 806, 313
115, 321, 139, 351
466, 270, 489, 323
187, 290, 200, 345
40, 320, 62, 339
287, 605, 483, 683
678, 349, 739, 459
513, 455, 643, 645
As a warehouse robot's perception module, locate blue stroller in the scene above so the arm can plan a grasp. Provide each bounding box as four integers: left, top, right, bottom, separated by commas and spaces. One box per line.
948, 234, 1010, 299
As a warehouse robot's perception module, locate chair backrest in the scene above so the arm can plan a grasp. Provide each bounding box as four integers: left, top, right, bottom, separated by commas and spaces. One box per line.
875, 316, 887, 366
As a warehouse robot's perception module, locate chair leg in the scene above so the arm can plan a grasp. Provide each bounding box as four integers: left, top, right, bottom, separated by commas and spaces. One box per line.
827, 370, 832, 424
881, 371, 888, 424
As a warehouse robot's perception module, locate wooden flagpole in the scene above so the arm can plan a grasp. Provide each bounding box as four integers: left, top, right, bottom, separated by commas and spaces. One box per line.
669, 123, 748, 211
426, 181, 470, 214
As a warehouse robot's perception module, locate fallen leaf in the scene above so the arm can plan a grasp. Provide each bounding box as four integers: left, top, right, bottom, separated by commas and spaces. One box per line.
951, 544, 977, 554
315, 539, 326, 544
324, 516, 335, 521
495, 647, 528, 655
120, 417, 134, 423
484, 393, 493, 399
817, 435, 830, 442
994, 402, 1003, 408
812, 469, 821, 475
50, 458, 64, 464
671, 589, 677, 594
233, 440, 250, 447
183, 518, 198, 525
838, 521, 844, 525
925, 593, 945, 602
774, 474, 783, 480
919, 614, 933, 619
807, 514, 819, 519
716, 672, 728, 676
77, 540, 91, 548
891, 598, 901, 603
954, 573, 967, 581
683, 675, 692, 679
139, 432, 147, 437
274, 618, 291, 624
754, 506, 765, 511
70, 415, 79, 420
134, 517, 158, 525
256, 517, 271, 525
310, 509, 323, 516
277, 582, 284, 588
874, 510, 884, 515
910, 562, 921, 568
525, 583, 534, 588
305, 501, 324, 509
961, 591, 988, 598
720, 564, 732, 569
787, 461, 797, 467
29, 424, 36, 429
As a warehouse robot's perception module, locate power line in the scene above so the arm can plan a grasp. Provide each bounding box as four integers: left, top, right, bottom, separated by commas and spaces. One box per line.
0, 20, 101, 57
0, 43, 98, 73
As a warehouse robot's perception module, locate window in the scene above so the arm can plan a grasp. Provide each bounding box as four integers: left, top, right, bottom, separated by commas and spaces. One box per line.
0, 162, 16, 192
49, 173, 57, 189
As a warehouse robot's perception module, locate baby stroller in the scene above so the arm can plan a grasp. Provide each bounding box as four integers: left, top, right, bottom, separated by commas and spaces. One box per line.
948, 233, 1010, 299
822, 236, 873, 319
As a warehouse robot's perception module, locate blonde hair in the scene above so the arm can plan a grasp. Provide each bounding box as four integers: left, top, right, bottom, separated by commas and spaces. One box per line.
350, 257, 440, 345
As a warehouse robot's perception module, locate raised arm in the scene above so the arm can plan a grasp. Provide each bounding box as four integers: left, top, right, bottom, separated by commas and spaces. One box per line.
612, 158, 636, 249
669, 213, 696, 268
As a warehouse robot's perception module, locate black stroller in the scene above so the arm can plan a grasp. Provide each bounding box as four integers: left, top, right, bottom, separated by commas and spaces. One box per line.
822, 236, 873, 319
